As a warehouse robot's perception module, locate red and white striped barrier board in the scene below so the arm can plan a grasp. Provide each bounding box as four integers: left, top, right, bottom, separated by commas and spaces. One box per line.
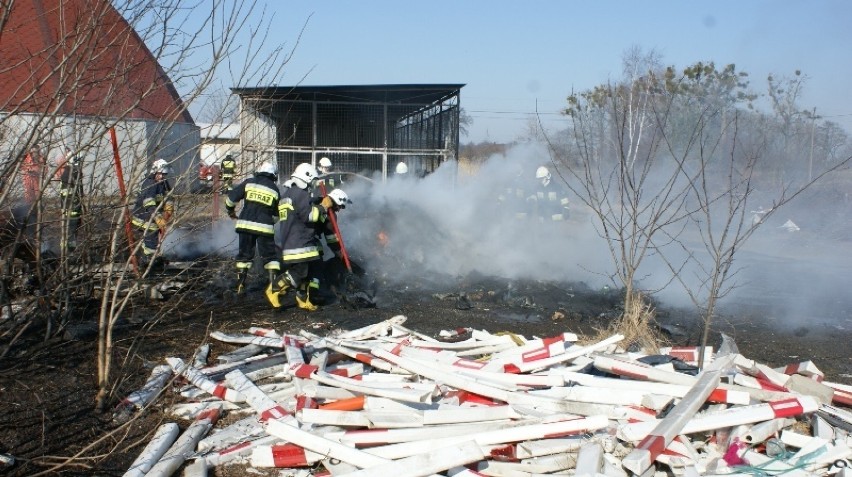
312, 370, 436, 403
119, 364, 172, 410
504, 334, 624, 373
621, 365, 725, 475
824, 381, 852, 407
197, 415, 264, 453
734, 357, 792, 389
619, 396, 820, 442
776, 360, 824, 381
224, 369, 289, 421
327, 362, 366, 378
593, 355, 696, 386
145, 408, 220, 477
659, 346, 713, 366
123, 423, 179, 477
167, 357, 245, 402
334, 440, 485, 477
201, 352, 288, 382
331, 315, 407, 340
314, 339, 411, 374
330, 421, 514, 448
732, 373, 789, 392
250, 443, 323, 468
202, 435, 280, 467
363, 415, 609, 460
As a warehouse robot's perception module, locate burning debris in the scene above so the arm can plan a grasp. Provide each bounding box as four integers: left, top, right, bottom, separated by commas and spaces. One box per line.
96, 316, 852, 477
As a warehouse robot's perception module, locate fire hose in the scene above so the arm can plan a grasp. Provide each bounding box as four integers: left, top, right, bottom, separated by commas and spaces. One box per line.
317, 182, 352, 273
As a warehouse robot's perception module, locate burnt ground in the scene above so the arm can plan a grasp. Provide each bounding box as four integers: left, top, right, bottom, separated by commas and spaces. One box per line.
0, 259, 850, 476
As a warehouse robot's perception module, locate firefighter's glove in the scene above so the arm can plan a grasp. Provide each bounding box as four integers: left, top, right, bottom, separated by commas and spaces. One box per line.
155, 215, 168, 230
320, 196, 334, 211
227, 208, 238, 219
163, 202, 175, 222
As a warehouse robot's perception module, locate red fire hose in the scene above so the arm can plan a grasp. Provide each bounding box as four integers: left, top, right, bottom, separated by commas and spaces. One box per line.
318, 182, 352, 272
109, 127, 139, 276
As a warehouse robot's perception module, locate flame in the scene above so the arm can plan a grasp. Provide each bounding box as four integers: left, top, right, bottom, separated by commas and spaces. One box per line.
377, 230, 389, 247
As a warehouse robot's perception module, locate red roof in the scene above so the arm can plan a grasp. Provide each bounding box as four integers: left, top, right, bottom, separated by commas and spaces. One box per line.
0, 0, 193, 123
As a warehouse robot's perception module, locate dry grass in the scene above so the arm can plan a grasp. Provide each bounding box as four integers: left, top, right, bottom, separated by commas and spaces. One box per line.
587, 291, 668, 353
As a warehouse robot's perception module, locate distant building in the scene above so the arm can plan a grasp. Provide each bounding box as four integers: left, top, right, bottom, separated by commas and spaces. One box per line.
0, 0, 199, 194
232, 84, 464, 182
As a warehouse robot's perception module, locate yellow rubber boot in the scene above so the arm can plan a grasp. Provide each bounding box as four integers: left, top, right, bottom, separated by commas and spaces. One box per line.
265, 276, 290, 309
295, 290, 318, 311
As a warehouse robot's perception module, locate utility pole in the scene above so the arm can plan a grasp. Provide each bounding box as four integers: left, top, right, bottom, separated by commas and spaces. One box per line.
808, 107, 816, 182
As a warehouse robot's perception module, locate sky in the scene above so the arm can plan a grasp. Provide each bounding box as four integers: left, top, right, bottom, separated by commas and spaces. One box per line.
211, 0, 852, 144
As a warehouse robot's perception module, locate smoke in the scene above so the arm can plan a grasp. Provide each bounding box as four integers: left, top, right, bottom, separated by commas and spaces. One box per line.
162, 219, 237, 260
338, 142, 852, 331
340, 143, 614, 290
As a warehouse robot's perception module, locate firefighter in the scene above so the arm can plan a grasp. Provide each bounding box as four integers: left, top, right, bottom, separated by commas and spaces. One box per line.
132, 159, 174, 267
220, 154, 236, 192
317, 188, 352, 299
225, 160, 281, 295
58, 150, 83, 251
528, 166, 570, 223
266, 162, 331, 311
22, 145, 45, 205
318, 156, 332, 175
314, 156, 346, 192
498, 163, 534, 221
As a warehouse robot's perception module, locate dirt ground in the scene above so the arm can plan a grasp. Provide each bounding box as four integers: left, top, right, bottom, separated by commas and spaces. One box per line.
0, 260, 850, 476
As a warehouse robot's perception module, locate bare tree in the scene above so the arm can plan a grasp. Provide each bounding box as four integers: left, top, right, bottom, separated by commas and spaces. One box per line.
549, 49, 851, 361
0, 0, 298, 414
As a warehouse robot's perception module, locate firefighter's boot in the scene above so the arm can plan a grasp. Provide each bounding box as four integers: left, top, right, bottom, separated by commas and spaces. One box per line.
265, 272, 293, 309
235, 268, 249, 295
295, 288, 318, 311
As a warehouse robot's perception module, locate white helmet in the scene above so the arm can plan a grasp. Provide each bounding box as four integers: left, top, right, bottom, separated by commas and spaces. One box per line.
291, 162, 318, 184
256, 160, 278, 177
151, 158, 172, 175
535, 165, 551, 185
395, 161, 409, 174
319, 157, 332, 168
328, 188, 351, 208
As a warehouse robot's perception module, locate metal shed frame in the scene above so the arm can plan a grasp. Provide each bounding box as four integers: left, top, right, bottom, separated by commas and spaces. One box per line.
232, 84, 464, 182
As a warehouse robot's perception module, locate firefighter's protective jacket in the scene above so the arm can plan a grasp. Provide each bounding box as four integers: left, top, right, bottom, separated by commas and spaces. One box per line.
221, 156, 236, 179
132, 175, 173, 230
314, 172, 346, 192
59, 164, 83, 217
528, 183, 570, 222
225, 172, 279, 236
278, 181, 327, 264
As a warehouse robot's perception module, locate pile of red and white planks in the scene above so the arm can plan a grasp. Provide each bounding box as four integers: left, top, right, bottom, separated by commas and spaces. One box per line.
121, 315, 852, 477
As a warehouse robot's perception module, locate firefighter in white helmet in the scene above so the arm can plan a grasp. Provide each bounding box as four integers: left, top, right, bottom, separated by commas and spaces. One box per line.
314, 156, 346, 192
528, 165, 570, 222
225, 160, 281, 294
317, 188, 353, 299
266, 162, 331, 310
132, 158, 174, 267
318, 157, 332, 174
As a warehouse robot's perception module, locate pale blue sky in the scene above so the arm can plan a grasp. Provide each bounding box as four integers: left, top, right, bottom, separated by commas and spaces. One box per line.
209, 1, 852, 143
